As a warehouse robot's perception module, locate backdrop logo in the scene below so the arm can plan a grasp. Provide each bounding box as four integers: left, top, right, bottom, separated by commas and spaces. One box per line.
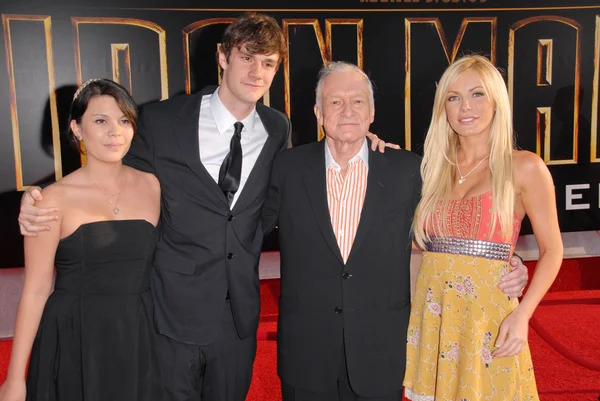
0, 2, 598, 262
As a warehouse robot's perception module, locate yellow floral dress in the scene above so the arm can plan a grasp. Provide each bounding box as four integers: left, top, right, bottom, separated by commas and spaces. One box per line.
403, 191, 539, 401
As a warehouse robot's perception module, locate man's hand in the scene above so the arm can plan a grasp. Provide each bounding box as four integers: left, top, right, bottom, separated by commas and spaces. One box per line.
366, 132, 401, 153
18, 186, 58, 237
497, 255, 529, 297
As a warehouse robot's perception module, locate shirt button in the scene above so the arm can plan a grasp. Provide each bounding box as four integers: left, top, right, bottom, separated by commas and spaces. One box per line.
339, 230, 344, 237
341, 201, 346, 207
227, 253, 234, 260
228, 215, 234, 221
334, 307, 343, 314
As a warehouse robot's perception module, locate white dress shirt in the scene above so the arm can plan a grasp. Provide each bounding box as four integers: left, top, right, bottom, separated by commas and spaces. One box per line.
198, 88, 269, 208
324, 138, 370, 172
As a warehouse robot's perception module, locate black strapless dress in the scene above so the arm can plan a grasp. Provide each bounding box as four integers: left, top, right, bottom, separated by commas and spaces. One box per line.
26, 219, 161, 401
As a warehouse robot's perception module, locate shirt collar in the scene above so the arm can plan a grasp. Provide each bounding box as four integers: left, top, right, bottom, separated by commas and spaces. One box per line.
324, 138, 369, 172
210, 87, 257, 136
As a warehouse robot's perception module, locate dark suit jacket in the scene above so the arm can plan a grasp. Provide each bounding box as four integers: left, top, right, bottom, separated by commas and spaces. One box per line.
124, 86, 290, 345
262, 139, 421, 397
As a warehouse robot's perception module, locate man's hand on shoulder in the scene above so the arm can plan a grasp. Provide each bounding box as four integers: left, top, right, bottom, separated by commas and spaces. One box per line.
366, 132, 401, 153
18, 186, 58, 237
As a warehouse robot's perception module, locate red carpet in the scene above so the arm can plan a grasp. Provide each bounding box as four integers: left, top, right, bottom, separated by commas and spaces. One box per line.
2, 258, 600, 400
248, 256, 600, 401
0, 339, 10, 382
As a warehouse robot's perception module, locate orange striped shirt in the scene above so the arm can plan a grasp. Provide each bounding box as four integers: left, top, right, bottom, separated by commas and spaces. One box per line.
325, 141, 368, 263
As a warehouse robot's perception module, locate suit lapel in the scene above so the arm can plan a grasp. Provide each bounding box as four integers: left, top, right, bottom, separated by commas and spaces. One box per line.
345, 148, 389, 263
303, 141, 344, 264
232, 103, 281, 213
174, 87, 228, 207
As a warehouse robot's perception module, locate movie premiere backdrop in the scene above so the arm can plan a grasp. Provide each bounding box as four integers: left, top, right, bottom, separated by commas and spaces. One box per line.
0, 0, 598, 268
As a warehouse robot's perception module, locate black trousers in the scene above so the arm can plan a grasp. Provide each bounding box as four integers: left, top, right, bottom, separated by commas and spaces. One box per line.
156, 301, 257, 401
281, 346, 403, 401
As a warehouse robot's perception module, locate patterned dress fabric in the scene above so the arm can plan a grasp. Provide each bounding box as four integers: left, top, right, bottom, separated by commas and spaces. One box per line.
404, 190, 539, 401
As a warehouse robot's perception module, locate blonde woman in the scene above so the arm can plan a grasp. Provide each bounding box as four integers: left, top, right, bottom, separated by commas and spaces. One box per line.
403, 55, 562, 400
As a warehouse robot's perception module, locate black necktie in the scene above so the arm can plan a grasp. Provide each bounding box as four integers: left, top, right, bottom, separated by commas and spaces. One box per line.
218, 122, 244, 206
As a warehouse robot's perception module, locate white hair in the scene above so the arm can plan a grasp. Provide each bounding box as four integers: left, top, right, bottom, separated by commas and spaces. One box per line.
315, 61, 374, 110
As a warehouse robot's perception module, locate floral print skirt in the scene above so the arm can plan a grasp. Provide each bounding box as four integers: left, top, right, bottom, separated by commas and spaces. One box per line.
403, 252, 539, 401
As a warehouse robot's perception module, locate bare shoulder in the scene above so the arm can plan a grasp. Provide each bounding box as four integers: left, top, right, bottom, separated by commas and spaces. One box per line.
37, 170, 83, 210
512, 150, 552, 190
128, 167, 160, 205
513, 148, 543, 163
37, 183, 64, 210
129, 167, 160, 192
126, 167, 160, 223
513, 150, 547, 177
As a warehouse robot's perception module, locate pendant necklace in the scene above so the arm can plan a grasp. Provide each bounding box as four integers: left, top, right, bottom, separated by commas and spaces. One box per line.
83, 168, 123, 215
456, 150, 490, 185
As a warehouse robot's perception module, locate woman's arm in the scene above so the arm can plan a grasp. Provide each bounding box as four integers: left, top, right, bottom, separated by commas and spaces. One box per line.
2, 187, 62, 390
410, 243, 422, 300
494, 151, 563, 358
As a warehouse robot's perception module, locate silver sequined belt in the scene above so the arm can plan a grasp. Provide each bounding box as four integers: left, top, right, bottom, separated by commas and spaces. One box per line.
425, 236, 511, 262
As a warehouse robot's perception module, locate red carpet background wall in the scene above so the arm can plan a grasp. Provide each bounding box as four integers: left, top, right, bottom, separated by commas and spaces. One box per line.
2, 257, 600, 400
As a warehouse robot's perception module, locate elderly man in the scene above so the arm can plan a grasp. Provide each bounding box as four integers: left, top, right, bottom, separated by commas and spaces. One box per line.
262, 61, 527, 401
